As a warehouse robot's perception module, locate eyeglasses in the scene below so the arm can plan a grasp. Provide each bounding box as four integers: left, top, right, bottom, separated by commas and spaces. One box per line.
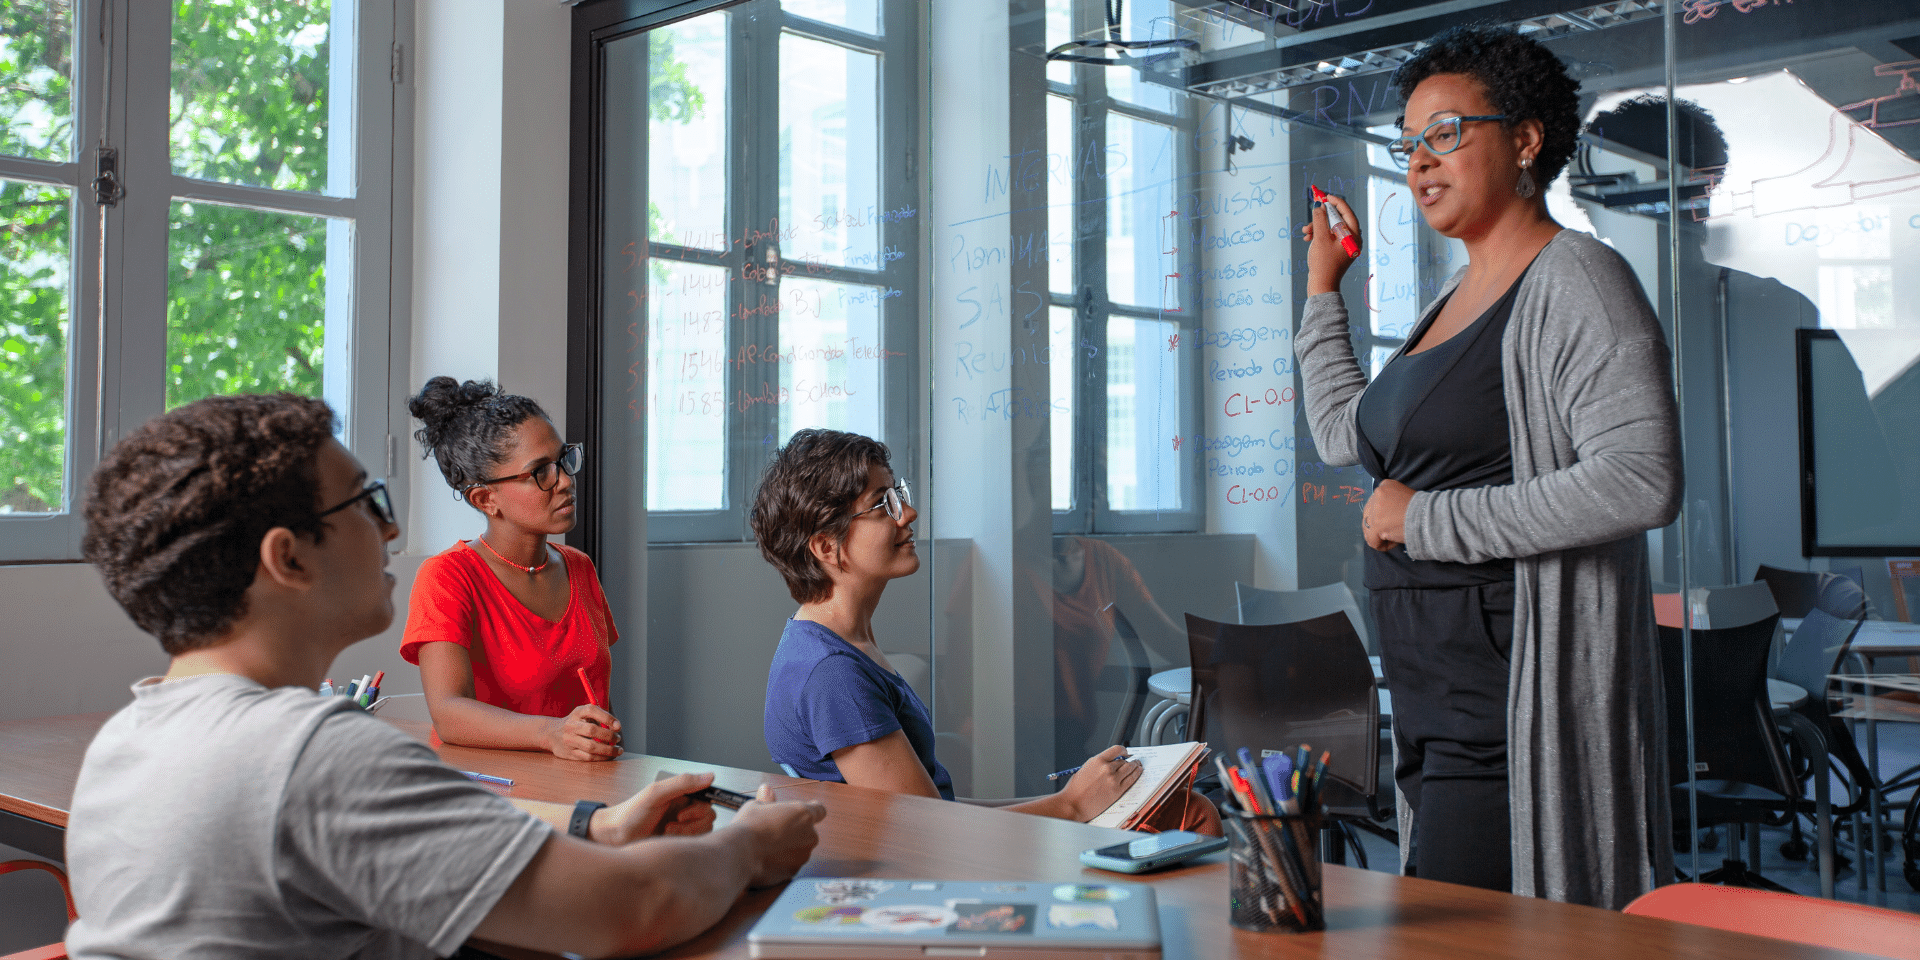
1386, 115, 1508, 168
464, 443, 584, 496
853, 479, 913, 522
317, 479, 395, 527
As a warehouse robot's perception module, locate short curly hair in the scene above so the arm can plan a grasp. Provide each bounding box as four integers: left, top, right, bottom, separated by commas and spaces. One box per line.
407, 376, 549, 500
750, 429, 894, 604
83, 393, 338, 654
1392, 24, 1582, 188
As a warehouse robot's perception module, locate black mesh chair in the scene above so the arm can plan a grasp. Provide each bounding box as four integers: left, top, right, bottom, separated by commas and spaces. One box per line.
1768, 607, 1861, 898
1754, 564, 1870, 620
1660, 606, 1818, 892
1184, 612, 1394, 866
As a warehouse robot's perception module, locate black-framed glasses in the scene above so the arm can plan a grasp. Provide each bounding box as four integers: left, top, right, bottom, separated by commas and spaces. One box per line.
853, 479, 912, 522
317, 479, 395, 527
1386, 115, 1508, 168
464, 443, 584, 496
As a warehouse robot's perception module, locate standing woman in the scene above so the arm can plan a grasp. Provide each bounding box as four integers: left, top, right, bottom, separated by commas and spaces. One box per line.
402, 377, 624, 760
1294, 26, 1681, 908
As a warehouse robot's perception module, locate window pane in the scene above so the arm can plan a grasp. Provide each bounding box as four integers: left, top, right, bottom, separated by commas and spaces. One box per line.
1048, 95, 1073, 295
780, 33, 881, 270
1045, 0, 1070, 86
647, 261, 728, 511
1105, 116, 1176, 309
783, 0, 878, 34
166, 201, 333, 409
1106, 315, 1179, 511
1105, 0, 1175, 114
0, 180, 71, 513
1050, 305, 1074, 511
171, 0, 346, 194
777, 277, 884, 441
0, 2, 76, 162
648, 14, 728, 251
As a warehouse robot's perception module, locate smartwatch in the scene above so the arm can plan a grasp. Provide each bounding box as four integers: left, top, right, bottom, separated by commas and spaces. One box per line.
569, 799, 606, 839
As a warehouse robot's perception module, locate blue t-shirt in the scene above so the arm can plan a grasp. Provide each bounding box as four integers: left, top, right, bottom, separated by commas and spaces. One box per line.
763, 618, 955, 800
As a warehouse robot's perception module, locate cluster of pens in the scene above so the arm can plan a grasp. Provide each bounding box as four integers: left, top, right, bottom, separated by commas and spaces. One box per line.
318, 670, 384, 709
1217, 745, 1329, 933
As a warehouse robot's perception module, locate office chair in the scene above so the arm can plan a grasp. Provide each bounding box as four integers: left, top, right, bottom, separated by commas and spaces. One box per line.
1753, 564, 1869, 620
1659, 604, 1822, 893
1767, 608, 1861, 897
0, 859, 73, 960
1623, 883, 1920, 956
1184, 612, 1395, 866
1234, 581, 1372, 653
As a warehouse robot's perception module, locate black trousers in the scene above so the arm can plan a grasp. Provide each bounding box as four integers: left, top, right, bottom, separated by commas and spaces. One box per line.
1372, 580, 1515, 893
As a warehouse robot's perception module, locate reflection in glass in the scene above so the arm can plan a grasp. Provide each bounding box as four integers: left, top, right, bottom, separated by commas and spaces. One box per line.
0, 180, 71, 513
1048, 95, 1074, 295
781, 34, 881, 270
783, 0, 878, 34
0, 2, 75, 162
166, 201, 334, 410
1051, 306, 1075, 510
777, 277, 884, 442
171, 0, 342, 194
1105, 115, 1175, 309
646, 262, 728, 511
648, 14, 728, 250
1106, 316, 1178, 511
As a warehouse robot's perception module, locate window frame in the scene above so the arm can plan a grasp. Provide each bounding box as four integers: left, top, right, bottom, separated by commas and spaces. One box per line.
572, 0, 921, 546
1048, 1, 1202, 536
0, 0, 408, 562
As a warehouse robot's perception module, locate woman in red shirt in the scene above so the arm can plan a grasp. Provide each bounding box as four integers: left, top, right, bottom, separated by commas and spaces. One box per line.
402, 376, 622, 760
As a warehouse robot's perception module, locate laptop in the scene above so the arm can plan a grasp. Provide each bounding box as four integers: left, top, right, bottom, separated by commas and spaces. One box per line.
746, 878, 1162, 959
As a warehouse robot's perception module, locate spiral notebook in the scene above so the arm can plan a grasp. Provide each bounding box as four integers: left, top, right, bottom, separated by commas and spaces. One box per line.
1087, 741, 1210, 830
746, 878, 1161, 959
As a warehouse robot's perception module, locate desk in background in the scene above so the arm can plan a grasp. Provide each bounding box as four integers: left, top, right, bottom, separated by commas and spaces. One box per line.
0, 711, 1877, 960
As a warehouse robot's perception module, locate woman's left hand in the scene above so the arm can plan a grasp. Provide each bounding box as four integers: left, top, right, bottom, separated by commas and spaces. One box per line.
1363, 479, 1413, 551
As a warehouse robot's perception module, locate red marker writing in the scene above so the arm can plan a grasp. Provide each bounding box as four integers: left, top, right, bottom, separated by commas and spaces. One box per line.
1311, 185, 1361, 258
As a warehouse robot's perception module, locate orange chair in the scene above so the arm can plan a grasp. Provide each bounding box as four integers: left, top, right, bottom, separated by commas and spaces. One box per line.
1623, 883, 1920, 959
0, 859, 72, 960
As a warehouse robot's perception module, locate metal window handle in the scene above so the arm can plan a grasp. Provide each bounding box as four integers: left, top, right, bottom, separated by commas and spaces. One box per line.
763, 243, 781, 286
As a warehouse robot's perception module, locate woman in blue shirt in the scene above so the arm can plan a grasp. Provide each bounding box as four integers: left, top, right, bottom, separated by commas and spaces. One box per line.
752, 429, 1214, 831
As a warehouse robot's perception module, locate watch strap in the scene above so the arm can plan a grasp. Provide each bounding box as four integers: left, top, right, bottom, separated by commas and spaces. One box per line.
569, 799, 607, 839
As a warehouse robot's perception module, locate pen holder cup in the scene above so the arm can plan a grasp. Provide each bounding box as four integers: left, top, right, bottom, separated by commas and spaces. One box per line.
1223, 803, 1324, 933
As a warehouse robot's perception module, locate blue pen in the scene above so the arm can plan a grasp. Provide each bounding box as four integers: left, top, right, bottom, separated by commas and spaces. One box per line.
1264, 753, 1294, 803
462, 771, 515, 787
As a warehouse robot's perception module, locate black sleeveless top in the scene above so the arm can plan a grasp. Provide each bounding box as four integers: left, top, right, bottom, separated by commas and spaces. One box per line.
1355, 270, 1527, 589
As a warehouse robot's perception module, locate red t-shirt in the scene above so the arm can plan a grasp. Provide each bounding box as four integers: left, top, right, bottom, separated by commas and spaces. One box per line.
401, 541, 618, 718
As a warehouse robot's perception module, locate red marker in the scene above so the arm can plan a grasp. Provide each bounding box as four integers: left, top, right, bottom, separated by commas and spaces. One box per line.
1311, 185, 1361, 258
577, 666, 599, 708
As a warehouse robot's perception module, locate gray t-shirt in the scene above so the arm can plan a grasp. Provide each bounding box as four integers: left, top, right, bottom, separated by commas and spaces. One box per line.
66, 675, 551, 959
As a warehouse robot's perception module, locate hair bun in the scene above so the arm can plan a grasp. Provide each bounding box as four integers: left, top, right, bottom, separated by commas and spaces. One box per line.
408, 376, 499, 453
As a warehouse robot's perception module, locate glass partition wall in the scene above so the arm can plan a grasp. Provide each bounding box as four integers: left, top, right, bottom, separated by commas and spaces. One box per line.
574, 0, 1920, 905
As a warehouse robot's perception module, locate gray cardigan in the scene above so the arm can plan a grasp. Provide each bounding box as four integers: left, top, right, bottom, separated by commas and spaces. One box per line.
1295, 230, 1682, 909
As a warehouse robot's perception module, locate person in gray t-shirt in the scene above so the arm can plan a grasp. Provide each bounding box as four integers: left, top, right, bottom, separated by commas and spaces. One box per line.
68, 394, 826, 959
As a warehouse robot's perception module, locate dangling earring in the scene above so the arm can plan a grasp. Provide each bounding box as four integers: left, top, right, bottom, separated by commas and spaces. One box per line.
1515, 157, 1537, 200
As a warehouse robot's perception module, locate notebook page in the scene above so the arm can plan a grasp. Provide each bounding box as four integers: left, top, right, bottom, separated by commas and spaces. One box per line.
1086, 742, 1204, 829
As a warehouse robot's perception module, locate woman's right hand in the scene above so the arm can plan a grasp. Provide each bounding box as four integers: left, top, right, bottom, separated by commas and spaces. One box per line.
546, 704, 623, 761
1298, 192, 1363, 297
1058, 744, 1144, 821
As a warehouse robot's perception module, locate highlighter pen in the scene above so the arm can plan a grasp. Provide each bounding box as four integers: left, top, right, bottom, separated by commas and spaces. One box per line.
1310, 185, 1361, 258
462, 771, 515, 787
578, 666, 599, 708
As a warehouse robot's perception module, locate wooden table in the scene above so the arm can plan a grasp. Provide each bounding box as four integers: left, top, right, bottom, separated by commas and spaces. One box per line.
0, 712, 1884, 959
